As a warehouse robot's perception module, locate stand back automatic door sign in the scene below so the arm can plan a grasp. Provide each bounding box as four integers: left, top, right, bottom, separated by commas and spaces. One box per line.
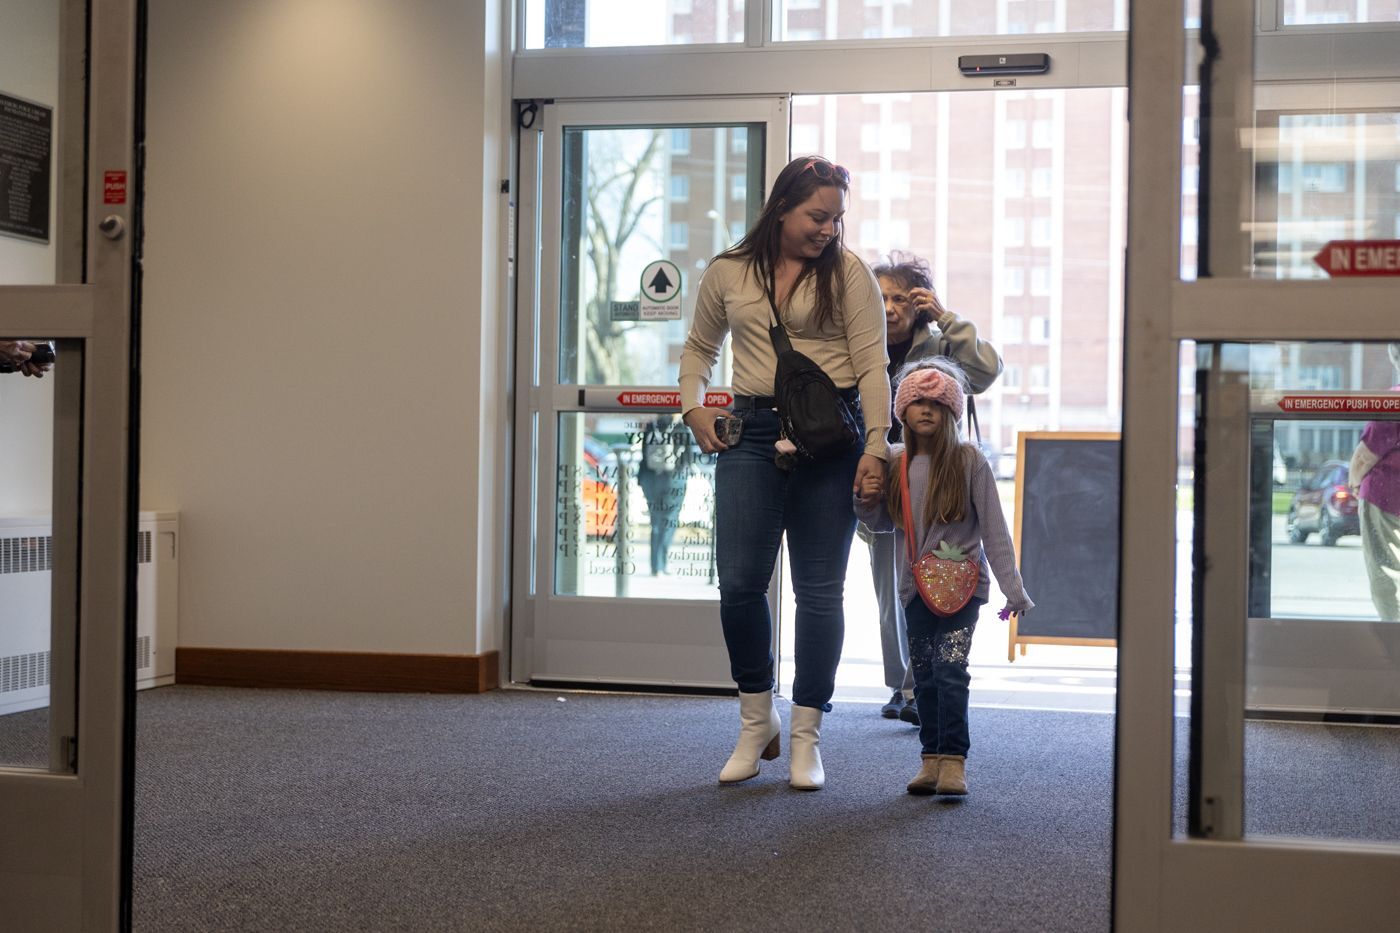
610, 259, 684, 321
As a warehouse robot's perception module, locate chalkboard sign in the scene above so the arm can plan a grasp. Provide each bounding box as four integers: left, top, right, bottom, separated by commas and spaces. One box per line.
1010, 432, 1120, 659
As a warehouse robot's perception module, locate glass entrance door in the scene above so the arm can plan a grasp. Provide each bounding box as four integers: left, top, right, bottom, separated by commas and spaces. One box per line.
0, 1, 141, 928
1117, 2, 1400, 928
512, 98, 789, 687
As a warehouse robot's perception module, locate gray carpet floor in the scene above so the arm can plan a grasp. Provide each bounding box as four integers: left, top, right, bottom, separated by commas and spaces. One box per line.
132, 686, 1112, 933
4, 686, 1399, 930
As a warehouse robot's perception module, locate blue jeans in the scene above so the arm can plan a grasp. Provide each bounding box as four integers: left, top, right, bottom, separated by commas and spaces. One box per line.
905, 595, 983, 757
715, 398, 864, 710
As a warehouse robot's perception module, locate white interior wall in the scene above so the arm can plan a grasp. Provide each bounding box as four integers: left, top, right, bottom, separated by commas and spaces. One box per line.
0, 0, 58, 515
143, 0, 508, 655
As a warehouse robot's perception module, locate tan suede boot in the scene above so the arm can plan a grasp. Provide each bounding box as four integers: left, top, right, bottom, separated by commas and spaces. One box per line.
906, 754, 943, 795
936, 755, 968, 795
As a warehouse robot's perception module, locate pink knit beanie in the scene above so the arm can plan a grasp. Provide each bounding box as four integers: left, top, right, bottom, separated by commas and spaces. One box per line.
893, 367, 966, 423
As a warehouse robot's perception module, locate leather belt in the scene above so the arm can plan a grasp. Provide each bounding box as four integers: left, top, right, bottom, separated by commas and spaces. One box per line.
733, 386, 860, 411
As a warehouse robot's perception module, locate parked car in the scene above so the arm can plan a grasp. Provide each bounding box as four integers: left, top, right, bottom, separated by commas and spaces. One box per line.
1286, 460, 1359, 546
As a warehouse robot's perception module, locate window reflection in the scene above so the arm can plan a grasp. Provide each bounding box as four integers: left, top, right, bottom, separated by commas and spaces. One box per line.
795, 88, 1128, 458
525, 0, 744, 49
1284, 0, 1400, 26
558, 124, 760, 387
776, 0, 1128, 41
0, 348, 57, 771
554, 412, 719, 599
1253, 111, 1400, 280
1244, 342, 1400, 622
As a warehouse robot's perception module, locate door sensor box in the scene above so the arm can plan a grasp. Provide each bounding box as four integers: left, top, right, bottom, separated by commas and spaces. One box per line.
959, 53, 1050, 76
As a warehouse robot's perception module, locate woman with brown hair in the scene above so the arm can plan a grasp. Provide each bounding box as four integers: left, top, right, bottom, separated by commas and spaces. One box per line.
679, 155, 889, 791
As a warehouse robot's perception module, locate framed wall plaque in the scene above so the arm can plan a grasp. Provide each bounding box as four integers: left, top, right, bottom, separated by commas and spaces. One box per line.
0, 91, 53, 243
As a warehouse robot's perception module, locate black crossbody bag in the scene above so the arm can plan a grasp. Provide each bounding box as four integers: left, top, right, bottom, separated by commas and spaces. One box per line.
765, 284, 861, 461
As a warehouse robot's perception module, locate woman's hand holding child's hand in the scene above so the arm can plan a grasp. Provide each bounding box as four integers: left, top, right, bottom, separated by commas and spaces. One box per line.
853, 454, 885, 501
855, 470, 883, 507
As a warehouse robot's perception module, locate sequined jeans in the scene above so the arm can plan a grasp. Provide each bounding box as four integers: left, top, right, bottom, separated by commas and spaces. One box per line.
905, 595, 984, 758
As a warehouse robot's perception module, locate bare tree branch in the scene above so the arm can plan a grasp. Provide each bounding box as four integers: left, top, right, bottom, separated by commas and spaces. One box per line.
573, 129, 665, 384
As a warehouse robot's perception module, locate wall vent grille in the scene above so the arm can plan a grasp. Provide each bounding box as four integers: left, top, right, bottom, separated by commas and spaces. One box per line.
1, 650, 51, 693
137, 634, 152, 670
137, 530, 152, 564
1, 536, 52, 574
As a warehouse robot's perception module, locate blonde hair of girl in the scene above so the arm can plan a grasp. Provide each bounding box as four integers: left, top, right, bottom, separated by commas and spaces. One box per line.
886, 357, 977, 531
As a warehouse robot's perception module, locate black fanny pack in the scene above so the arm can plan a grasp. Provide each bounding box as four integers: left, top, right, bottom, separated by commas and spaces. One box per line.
766, 287, 861, 461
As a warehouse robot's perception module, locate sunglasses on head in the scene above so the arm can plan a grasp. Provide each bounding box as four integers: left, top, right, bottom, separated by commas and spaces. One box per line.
799, 157, 850, 184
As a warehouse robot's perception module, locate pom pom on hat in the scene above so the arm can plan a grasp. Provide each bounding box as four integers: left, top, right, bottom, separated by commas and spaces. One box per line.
893, 366, 966, 423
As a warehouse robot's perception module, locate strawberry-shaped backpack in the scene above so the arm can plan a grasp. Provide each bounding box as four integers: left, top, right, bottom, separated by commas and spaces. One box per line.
900, 452, 980, 616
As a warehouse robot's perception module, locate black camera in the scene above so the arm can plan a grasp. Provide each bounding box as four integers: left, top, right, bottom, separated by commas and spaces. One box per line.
0, 341, 55, 373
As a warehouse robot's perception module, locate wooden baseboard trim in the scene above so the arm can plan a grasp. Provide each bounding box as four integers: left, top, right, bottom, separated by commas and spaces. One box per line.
176, 648, 500, 694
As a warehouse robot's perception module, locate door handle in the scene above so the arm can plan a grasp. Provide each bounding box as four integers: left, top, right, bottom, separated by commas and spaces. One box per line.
98, 215, 125, 240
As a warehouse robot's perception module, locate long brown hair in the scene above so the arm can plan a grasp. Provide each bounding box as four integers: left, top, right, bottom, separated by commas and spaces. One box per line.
886, 359, 975, 532
720, 155, 849, 332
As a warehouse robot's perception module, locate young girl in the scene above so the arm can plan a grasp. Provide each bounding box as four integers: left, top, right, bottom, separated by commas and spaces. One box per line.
854, 357, 1033, 795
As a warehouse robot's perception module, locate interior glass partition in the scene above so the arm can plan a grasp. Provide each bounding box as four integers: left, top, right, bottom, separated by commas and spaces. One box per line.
1252, 108, 1400, 280
0, 4, 82, 775
1181, 341, 1400, 847
0, 340, 80, 775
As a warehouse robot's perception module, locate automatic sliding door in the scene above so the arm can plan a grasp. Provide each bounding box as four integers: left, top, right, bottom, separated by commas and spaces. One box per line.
1185, 342, 1400, 846
1119, 2, 1400, 928
780, 87, 1128, 697
512, 98, 789, 688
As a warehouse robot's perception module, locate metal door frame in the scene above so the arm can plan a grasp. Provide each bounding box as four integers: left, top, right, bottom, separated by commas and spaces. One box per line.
1117, 1, 1400, 929
510, 96, 790, 688
0, 0, 142, 928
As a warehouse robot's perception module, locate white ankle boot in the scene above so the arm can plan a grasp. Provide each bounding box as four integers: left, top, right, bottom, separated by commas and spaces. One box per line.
788, 705, 825, 790
719, 689, 781, 784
